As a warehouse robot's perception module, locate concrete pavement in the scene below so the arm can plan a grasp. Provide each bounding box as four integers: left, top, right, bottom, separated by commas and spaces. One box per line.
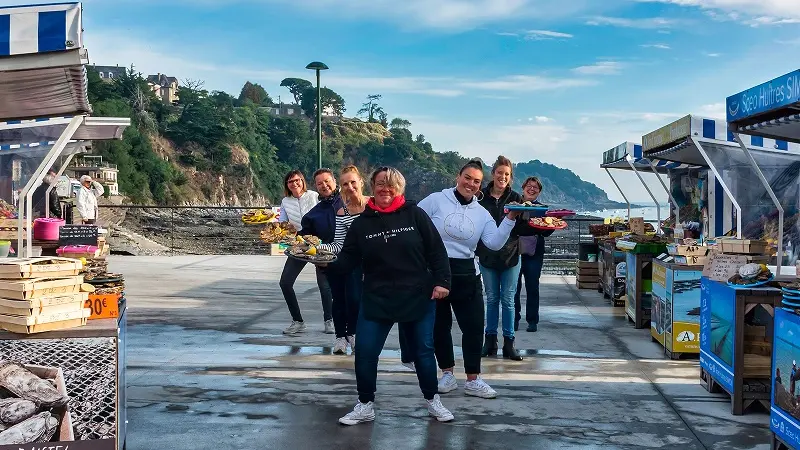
116, 255, 771, 449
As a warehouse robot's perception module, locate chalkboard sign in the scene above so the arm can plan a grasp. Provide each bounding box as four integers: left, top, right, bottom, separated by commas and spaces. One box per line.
58, 224, 99, 246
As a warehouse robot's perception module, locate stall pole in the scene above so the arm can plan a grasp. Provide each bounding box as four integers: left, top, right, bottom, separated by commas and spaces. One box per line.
18, 116, 83, 257
626, 155, 661, 228
691, 137, 742, 239
649, 161, 680, 226
733, 133, 785, 276
604, 168, 631, 220
45, 153, 76, 218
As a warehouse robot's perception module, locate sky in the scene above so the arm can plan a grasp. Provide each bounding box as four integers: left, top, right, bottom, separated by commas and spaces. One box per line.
12, 0, 800, 203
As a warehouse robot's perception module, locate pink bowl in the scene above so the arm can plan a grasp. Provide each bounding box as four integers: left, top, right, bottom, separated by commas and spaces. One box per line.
33, 217, 65, 241
546, 209, 576, 218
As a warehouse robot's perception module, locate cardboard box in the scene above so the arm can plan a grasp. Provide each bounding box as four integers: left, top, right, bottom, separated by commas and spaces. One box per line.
0, 257, 82, 280
24, 365, 74, 442
0, 276, 83, 300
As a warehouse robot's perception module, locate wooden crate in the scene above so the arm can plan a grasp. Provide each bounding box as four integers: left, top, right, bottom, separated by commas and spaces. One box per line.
719, 238, 770, 255
0, 293, 87, 317
0, 317, 87, 334
667, 244, 708, 257
0, 257, 82, 279
0, 276, 83, 300
0, 218, 25, 240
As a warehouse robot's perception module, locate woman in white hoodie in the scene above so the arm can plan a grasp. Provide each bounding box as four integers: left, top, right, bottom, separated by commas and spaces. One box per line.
416, 158, 521, 399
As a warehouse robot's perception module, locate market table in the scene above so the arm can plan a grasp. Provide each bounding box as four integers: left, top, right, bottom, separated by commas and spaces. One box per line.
651, 259, 703, 359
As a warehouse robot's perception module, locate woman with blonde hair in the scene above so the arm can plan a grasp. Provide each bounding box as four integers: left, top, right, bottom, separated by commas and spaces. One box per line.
318, 165, 367, 354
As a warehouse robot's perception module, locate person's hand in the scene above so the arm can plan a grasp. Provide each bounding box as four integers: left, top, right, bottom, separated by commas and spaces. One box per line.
431, 286, 449, 300
506, 209, 521, 220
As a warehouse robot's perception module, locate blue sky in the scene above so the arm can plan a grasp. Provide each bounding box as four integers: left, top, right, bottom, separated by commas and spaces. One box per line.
15, 0, 800, 202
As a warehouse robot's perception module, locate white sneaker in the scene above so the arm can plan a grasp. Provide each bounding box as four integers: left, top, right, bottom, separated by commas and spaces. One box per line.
333, 337, 348, 355
438, 371, 458, 394
338, 402, 375, 426
402, 362, 416, 372
464, 377, 497, 399
324, 320, 335, 334
347, 335, 356, 353
283, 321, 306, 335
426, 394, 454, 422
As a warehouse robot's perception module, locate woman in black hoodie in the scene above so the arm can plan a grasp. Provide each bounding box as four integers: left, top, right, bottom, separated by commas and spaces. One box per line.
329, 167, 455, 426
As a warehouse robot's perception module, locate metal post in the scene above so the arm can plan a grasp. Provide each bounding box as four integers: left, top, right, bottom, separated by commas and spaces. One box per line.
692, 137, 742, 239
18, 116, 83, 257
733, 132, 784, 276
45, 153, 76, 218
316, 69, 322, 169
648, 160, 680, 226
604, 168, 631, 220
626, 156, 660, 229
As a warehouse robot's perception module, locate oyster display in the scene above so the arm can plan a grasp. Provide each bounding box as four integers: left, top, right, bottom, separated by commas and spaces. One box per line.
259, 221, 297, 244
0, 412, 52, 445
0, 363, 68, 408
738, 263, 763, 280
0, 398, 36, 425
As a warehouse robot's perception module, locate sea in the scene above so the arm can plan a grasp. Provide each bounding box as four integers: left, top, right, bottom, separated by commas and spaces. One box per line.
577, 204, 670, 222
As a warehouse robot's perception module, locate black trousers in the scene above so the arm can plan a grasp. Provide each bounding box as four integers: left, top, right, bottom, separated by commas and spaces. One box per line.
279, 257, 333, 322
434, 274, 485, 375
329, 266, 362, 338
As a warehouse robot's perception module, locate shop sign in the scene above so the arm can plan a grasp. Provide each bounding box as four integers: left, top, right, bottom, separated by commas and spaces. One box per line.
770, 308, 800, 449
643, 115, 691, 153
603, 142, 628, 165
699, 278, 735, 393
727, 69, 800, 123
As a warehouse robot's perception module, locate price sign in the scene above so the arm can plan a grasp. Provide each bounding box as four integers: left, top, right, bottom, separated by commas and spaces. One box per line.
702, 253, 747, 282
84, 293, 120, 319
59, 224, 99, 246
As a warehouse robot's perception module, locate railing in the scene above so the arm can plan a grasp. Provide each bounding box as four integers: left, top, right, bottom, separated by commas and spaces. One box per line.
98, 205, 609, 275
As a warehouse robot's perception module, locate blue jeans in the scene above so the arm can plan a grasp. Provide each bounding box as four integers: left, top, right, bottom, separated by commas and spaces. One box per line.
355, 302, 438, 403
514, 254, 544, 325
481, 258, 521, 339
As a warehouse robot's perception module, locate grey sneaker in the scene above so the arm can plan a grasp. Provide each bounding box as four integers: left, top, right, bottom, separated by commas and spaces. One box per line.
339, 401, 375, 426
438, 371, 458, 394
426, 394, 454, 422
333, 337, 348, 355
283, 321, 306, 335
347, 335, 356, 353
324, 319, 335, 334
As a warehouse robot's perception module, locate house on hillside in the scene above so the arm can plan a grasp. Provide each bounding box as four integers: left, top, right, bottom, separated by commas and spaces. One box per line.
147, 73, 179, 104
92, 64, 127, 81
266, 103, 304, 117
67, 157, 120, 196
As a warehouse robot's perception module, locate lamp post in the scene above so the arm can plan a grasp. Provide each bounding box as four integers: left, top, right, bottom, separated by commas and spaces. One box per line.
306, 61, 329, 169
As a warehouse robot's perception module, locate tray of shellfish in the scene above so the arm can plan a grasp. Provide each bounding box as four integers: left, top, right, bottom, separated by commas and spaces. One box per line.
0, 362, 73, 446
284, 235, 336, 265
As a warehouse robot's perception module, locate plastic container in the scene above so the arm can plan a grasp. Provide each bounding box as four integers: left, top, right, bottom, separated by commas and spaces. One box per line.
587, 254, 597, 263
0, 240, 9, 258
32, 217, 65, 241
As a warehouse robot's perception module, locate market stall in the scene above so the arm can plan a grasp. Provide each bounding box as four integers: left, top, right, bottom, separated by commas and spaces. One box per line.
0, 3, 128, 449
726, 68, 800, 448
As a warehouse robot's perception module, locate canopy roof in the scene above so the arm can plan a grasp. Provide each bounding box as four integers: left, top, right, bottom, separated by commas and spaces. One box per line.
726, 70, 800, 143
0, 2, 90, 121
601, 141, 700, 173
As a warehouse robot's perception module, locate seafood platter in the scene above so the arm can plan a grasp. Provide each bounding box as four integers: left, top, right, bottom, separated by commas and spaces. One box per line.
728, 263, 774, 288
504, 201, 549, 216
241, 209, 276, 225
260, 221, 297, 245
529, 216, 568, 230
284, 235, 336, 264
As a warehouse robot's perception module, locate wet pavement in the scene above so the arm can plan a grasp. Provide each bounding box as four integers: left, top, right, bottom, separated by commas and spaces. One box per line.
115, 255, 771, 449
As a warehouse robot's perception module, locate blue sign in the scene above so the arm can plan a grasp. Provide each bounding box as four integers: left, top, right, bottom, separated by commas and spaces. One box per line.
771, 308, 800, 449
727, 69, 800, 123
699, 278, 735, 393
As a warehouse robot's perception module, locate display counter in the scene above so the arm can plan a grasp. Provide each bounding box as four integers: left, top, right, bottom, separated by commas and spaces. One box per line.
699, 278, 781, 415
0, 314, 126, 450
599, 239, 626, 306
624, 251, 656, 329
651, 260, 703, 359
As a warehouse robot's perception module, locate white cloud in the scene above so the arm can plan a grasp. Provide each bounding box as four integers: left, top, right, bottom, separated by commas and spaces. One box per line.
572, 61, 623, 75
640, 44, 672, 49
586, 16, 676, 29
535, 116, 553, 123
639, 0, 800, 25
524, 29, 574, 40
458, 75, 597, 91
698, 103, 726, 119
776, 38, 800, 45
704, 52, 722, 57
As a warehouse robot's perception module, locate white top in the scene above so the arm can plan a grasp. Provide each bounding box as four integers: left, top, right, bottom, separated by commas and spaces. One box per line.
279, 190, 319, 232
318, 213, 359, 254
75, 181, 104, 220
418, 188, 515, 273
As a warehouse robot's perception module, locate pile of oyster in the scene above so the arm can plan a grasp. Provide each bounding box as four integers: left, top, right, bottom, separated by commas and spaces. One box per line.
728, 263, 773, 285
0, 362, 69, 445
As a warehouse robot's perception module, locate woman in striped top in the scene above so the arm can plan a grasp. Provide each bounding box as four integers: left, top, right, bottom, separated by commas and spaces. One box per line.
318, 165, 367, 354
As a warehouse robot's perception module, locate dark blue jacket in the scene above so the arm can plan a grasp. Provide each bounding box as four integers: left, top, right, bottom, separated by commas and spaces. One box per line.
300, 190, 344, 244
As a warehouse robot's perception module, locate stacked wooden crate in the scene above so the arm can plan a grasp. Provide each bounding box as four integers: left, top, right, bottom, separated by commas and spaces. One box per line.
0, 257, 91, 334
576, 261, 600, 290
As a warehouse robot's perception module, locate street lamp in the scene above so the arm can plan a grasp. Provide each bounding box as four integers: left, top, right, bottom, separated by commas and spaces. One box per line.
306, 61, 329, 169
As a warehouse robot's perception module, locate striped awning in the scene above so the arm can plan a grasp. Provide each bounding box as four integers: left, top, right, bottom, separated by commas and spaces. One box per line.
0, 3, 89, 121
0, 3, 82, 57
601, 140, 700, 173
0, 116, 129, 152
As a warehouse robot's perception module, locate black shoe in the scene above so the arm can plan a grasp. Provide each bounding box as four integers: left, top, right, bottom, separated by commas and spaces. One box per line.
481, 334, 498, 357
526, 324, 537, 332
514, 320, 520, 332
502, 337, 523, 361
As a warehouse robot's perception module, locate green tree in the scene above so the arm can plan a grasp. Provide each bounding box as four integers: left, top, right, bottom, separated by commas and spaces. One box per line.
358, 94, 385, 123
279, 78, 313, 104
301, 86, 346, 119
390, 117, 412, 130
238, 81, 273, 106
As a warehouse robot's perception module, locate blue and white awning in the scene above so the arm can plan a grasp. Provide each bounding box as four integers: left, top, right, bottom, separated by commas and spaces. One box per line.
0, 2, 82, 57
0, 115, 129, 153
601, 141, 700, 173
